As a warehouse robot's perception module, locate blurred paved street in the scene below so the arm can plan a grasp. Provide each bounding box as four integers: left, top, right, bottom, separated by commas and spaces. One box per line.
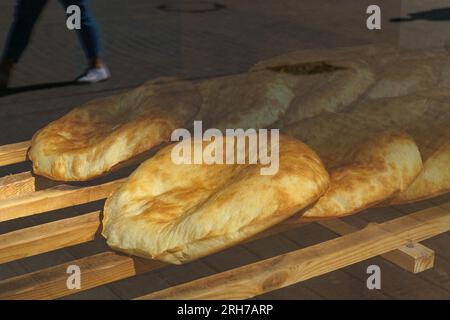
1, 1, 449, 146
0, 0, 406, 145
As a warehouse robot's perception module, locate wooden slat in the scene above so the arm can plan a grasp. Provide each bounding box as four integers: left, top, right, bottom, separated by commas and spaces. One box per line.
0, 214, 307, 299
439, 201, 450, 210
382, 242, 435, 274
136, 204, 450, 300
0, 172, 35, 200
0, 171, 62, 201
318, 220, 435, 274
0, 203, 447, 300
0, 141, 30, 166
0, 201, 303, 266
0, 252, 164, 300
0, 212, 100, 264
0, 178, 124, 222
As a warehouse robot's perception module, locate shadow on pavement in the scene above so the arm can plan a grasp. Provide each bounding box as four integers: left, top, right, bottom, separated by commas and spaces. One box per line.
391, 7, 450, 22
157, 1, 226, 13
0, 80, 76, 97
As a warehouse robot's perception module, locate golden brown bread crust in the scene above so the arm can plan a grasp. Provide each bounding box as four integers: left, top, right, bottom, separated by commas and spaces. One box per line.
250, 49, 377, 125
194, 71, 298, 130
192, 60, 373, 132
365, 51, 450, 99
390, 141, 450, 204
23, 46, 406, 182
284, 113, 423, 218
351, 91, 450, 204
28, 80, 201, 181
102, 134, 330, 264
251, 47, 450, 127
276, 59, 374, 126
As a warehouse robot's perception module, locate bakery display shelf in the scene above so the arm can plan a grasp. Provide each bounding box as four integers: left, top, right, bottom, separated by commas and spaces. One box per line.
0, 141, 448, 300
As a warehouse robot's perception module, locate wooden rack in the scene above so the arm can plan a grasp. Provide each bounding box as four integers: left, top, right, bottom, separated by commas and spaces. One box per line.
0, 141, 448, 300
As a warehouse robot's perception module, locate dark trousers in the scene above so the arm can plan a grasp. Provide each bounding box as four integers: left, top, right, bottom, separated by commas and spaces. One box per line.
2, 0, 102, 63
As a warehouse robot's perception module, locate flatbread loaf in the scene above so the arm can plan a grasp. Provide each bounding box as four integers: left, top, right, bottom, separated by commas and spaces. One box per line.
351, 91, 450, 203
365, 50, 450, 99
250, 47, 450, 127
29, 80, 200, 181
391, 138, 449, 204
194, 71, 297, 130
195, 59, 372, 131
284, 112, 423, 218
102, 134, 329, 264
250, 45, 387, 125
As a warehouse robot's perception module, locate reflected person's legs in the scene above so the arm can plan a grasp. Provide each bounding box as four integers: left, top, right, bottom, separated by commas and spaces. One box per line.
59, 0, 102, 67
59, 0, 109, 83
0, 0, 49, 88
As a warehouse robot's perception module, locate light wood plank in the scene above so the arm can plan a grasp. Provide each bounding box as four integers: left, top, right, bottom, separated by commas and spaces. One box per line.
0, 171, 62, 201
318, 220, 435, 274
136, 204, 450, 300
0, 212, 100, 264
0, 212, 304, 270
0, 172, 35, 200
0, 178, 124, 222
0, 252, 164, 300
0, 141, 30, 167
382, 242, 435, 274
1, 203, 447, 300
0, 214, 307, 299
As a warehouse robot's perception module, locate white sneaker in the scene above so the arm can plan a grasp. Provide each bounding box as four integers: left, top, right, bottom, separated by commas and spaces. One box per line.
77, 65, 110, 84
